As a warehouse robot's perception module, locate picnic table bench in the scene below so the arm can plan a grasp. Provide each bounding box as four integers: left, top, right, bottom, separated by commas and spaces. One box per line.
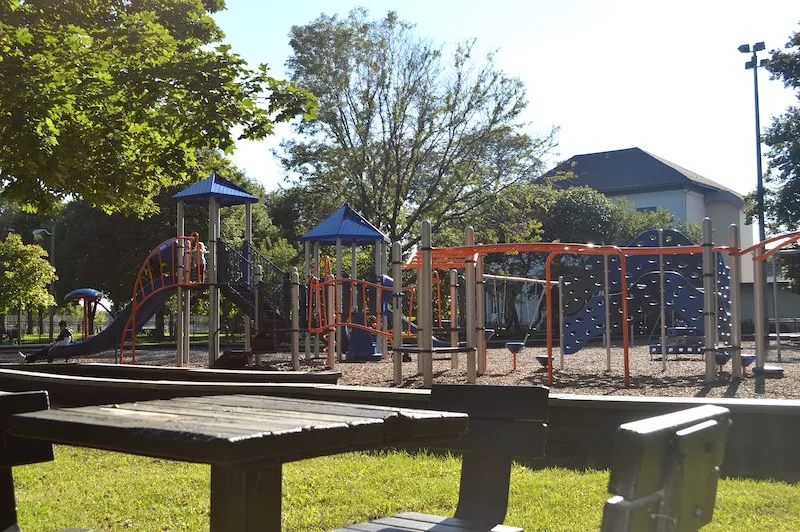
2, 388, 733, 532
601, 404, 732, 531
334, 384, 550, 532
2, 390, 467, 531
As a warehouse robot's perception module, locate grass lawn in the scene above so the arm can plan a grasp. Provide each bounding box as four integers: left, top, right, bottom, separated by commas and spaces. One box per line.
13, 446, 800, 531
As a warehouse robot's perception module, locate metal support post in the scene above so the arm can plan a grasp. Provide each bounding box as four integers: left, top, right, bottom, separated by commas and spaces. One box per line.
729, 225, 743, 378
392, 243, 403, 385
464, 227, 477, 383
291, 267, 300, 370
702, 218, 716, 382
450, 269, 459, 369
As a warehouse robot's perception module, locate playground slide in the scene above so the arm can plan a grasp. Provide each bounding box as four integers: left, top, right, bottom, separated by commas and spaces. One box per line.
46, 287, 176, 360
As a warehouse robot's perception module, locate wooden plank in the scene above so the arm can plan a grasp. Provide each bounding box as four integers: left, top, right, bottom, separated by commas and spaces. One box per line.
332, 512, 523, 531
9, 407, 387, 465
431, 384, 548, 421
0, 363, 341, 384
367, 515, 484, 530
177, 395, 414, 419
8, 396, 467, 466
397, 512, 522, 531
171, 396, 468, 441
119, 397, 391, 427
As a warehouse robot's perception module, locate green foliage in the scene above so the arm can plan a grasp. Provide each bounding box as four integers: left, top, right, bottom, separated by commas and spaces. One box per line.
477, 184, 688, 248
763, 24, 800, 288
14, 447, 800, 531
477, 184, 694, 280
277, 8, 556, 245
0, 0, 316, 217
0, 232, 55, 312
765, 25, 800, 230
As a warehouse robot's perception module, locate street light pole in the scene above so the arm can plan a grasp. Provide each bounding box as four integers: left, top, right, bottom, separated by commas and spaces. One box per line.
33, 226, 55, 342
738, 41, 769, 345
739, 42, 768, 245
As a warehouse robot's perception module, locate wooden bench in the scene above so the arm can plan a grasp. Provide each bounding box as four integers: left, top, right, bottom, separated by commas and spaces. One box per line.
333, 384, 549, 532
601, 404, 732, 532
1, 390, 93, 532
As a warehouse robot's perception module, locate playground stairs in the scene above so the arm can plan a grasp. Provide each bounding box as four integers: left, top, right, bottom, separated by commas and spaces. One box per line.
217, 240, 291, 353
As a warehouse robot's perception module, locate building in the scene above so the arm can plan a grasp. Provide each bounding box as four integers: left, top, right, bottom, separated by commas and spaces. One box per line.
544, 147, 800, 327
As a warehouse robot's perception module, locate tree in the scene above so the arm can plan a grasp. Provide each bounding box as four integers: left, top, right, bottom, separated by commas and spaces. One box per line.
0, 232, 55, 314
0, 0, 316, 216
765, 25, 800, 230
279, 9, 556, 245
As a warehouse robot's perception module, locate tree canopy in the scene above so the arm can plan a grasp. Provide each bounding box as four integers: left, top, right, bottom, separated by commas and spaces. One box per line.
0, 232, 55, 313
0, 0, 316, 216
278, 8, 556, 244
765, 24, 800, 230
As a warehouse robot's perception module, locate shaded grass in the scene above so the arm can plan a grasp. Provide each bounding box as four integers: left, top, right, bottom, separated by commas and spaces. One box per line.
13, 446, 800, 531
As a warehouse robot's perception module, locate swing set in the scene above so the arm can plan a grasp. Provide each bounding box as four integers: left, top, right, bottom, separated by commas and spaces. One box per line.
484, 274, 552, 370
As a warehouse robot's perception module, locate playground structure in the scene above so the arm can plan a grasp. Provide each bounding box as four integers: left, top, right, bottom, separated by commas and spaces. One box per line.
39, 173, 292, 366
310, 217, 797, 389
35, 181, 800, 391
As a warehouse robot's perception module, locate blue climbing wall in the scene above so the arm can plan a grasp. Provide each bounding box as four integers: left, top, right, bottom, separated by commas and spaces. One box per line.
560, 229, 732, 354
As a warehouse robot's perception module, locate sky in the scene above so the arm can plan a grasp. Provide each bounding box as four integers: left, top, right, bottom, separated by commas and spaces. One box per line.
213, 0, 800, 198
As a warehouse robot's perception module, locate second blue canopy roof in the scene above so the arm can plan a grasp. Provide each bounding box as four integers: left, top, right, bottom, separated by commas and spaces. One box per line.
301, 203, 389, 245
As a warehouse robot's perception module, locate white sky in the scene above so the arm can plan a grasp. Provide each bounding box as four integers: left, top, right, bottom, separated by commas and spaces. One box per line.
214, 0, 800, 197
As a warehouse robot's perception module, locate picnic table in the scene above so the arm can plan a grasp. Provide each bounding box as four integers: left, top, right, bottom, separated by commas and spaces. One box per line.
7, 394, 468, 531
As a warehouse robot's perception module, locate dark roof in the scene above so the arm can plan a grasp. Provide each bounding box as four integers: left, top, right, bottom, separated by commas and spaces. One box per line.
544, 148, 743, 207
172, 172, 258, 207
301, 203, 389, 245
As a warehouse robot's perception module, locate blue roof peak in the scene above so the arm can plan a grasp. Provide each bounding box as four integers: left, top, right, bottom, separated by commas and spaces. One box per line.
301, 204, 389, 245
172, 172, 259, 207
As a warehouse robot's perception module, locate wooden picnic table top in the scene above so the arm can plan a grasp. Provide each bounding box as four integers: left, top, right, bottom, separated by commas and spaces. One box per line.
7, 394, 468, 466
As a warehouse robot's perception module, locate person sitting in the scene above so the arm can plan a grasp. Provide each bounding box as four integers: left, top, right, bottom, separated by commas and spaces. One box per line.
19, 320, 73, 363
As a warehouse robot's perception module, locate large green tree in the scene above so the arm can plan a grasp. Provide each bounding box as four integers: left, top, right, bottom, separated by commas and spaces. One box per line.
0, 0, 316, 216
764, 24, 800, 285
765, 24, 800, 229
278, 8, 555, 245
0, 232, 55, 314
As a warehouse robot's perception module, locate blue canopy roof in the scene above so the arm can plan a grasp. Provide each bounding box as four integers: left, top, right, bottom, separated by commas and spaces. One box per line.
301, 203, 389, 245
64, 288, 104, 302
172, 172, 258, 207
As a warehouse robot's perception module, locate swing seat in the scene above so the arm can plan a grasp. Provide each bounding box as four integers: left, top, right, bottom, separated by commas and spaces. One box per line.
504, 342, 525, 355
715, 352, 731, 369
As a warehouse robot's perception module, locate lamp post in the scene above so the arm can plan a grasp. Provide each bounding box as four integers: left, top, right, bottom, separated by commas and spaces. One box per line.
738, 41, 770, 344
738, 42, 768, 245
32, 226, 55, 343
